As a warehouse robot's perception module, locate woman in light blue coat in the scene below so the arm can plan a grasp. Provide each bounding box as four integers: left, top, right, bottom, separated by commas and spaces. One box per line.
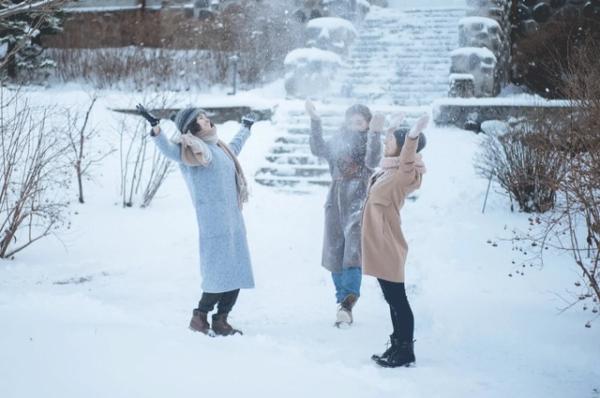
137, 105, 255, 337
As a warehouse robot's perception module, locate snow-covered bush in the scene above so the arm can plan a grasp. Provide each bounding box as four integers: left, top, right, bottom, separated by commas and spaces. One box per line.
535, 39, 600, 322
47, 47, 232, 91
486, 39, 600, 323
476, 116, 565, 213
0, 87, 71, 259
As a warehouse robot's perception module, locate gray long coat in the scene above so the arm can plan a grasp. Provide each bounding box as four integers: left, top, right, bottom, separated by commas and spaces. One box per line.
152, 127, 255, 293
309, 119, 382, 273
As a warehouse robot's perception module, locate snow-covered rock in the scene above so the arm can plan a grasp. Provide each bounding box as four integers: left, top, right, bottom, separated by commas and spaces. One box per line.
459, 17, 502, 54
451, 47, 497, 97
306, 17, 357, 54
284, 48, 343, 98
480, 119, 509, 137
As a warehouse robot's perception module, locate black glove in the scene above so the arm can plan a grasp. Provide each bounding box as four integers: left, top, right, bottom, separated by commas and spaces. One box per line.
136, 104, 160, 127
241, 113, 257, 129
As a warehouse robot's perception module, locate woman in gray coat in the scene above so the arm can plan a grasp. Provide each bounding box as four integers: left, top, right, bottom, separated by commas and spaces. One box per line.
137, 105, 255, 337
305, 100, 384, 327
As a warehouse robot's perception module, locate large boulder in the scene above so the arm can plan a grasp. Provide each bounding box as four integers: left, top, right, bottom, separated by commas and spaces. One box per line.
306, 17, 357, 54
450, 47, 498, 97
284, 47, 343, 98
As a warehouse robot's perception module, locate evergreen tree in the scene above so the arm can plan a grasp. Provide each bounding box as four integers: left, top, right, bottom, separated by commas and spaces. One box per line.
0, 0, 63, 82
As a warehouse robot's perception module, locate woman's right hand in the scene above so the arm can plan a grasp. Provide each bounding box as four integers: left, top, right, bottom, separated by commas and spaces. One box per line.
305, 99, 319, 120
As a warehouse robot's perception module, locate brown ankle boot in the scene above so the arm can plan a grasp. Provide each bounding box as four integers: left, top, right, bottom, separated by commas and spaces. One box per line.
212, 313, 243, 336
341, 293, 358, 312
189, 309, 211, 335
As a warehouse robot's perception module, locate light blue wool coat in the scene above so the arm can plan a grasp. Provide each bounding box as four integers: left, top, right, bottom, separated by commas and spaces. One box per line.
152, 126, 255, 293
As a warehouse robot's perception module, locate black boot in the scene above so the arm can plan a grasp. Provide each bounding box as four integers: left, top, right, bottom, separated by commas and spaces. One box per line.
371, 335, 395, 361
375, 339, 415, 368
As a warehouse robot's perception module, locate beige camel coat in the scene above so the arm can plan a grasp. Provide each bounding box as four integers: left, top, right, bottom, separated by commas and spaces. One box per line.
361, 136, 425, 283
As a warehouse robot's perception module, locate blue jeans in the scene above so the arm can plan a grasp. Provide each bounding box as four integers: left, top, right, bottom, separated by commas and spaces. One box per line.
331, 267, 362, 303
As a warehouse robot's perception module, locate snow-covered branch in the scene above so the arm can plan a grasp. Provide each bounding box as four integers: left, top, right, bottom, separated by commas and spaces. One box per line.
0, 0, 65, 20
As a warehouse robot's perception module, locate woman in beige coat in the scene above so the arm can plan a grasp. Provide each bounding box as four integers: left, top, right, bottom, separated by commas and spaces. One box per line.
362, 114, 428, 368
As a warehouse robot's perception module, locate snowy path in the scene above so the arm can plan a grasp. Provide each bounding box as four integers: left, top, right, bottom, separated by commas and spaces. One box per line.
0, 90, 598, 398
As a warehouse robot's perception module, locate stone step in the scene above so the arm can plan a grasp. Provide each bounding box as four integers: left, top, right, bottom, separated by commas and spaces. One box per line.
254, 175, 331, 188
256, 165, 330, 178
265, 153, 324, 165
270, 144, 314, 155
275, 135, 309, 145
254, 7, 465, 190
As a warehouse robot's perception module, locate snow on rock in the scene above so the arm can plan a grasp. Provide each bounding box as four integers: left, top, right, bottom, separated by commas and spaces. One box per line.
459, 16, 502, 30
284, 48, 343, 98
284, 48, 343, 66
480, 119, 509, 137
451, 47, 497, 97
306, 17, 357, 54
306, 17, 358, 35
449, 73, 475, 82
459, 17, 502, 54
451, 46, 497, 60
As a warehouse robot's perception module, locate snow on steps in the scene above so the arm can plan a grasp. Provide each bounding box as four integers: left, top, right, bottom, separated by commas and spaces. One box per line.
254, 6, 466, 191
254, 105, 427, 191
333, 6, 466, 106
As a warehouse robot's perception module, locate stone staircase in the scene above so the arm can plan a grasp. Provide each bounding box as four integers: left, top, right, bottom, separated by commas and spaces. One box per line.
334, 7, 467, 106
254, 6, 466, 191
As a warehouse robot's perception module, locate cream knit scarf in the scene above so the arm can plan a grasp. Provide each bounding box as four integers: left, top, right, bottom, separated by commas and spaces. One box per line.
171, 126, 249, 208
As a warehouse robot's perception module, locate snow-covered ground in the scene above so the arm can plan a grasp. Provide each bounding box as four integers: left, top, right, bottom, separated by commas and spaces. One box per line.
0, 86, 598, 398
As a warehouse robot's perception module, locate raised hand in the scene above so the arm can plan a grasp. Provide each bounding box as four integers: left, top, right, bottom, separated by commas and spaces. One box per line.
241, 113, 256, 129
136, 104, 160, 127
369, 112, 385, 133
409, 114, 430, 138
305, 99, 319, 120
389, 112, 405, 130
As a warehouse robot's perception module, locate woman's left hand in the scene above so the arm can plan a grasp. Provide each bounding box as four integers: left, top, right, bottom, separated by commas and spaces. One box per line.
409, 114, 429, 138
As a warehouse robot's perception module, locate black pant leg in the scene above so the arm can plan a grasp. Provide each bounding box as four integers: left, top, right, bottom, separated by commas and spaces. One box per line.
216, 289, 240, 315
378, 279, 399, 338
198, 292, 223, 313
378, 279, 415, 341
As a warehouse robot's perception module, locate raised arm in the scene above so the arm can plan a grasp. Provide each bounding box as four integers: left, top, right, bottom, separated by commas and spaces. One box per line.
151, 127, 182, 162
399, 134, 420, 166
365, 113, 384, 169
400, 114, 429, 167
136, 104, 182, 162
228, 126, 252, 156
309, 117, 331, 159
305, 99, 331, 160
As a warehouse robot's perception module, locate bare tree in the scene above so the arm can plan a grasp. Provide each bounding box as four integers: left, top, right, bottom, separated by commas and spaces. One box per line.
117, 93, 174, 208
0, 86, 71, 258
63, 95, 115, 204
503, 38, 600, 327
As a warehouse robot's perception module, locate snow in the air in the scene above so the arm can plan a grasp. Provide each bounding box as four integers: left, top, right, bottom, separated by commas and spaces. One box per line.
0, 1, 598, 398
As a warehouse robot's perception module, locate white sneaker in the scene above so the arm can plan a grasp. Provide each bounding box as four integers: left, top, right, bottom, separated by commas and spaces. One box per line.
335, 306, 353, 328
